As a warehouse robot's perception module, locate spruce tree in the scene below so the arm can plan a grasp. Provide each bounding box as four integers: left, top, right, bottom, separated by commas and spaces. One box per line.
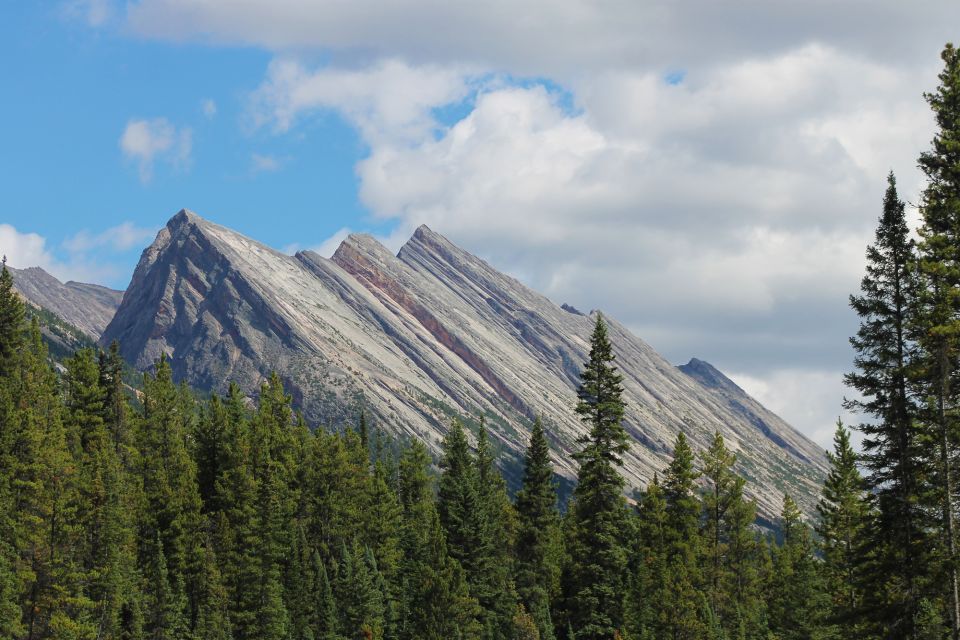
566, 314, 630, 639
397, 441, 481, 640
474, 422, 519, 637
625, 474, 668, 639
845, 171, 928, 634
0, 261, 23, 377
515, 417, 559, 640
662, 432, 705, 639
767, 495, 830, 640
913, 42, 960, 637
816, 420, 870, 634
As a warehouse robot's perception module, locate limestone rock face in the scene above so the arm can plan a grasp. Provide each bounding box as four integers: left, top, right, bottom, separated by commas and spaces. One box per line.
10, 265, 123, 340
102, 210, 828, 518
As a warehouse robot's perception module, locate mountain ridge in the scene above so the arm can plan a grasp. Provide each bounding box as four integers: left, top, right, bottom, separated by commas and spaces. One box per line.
98, 209, 827, 517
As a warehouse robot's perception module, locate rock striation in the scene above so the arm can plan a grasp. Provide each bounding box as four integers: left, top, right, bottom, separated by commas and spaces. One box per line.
10, 266, 123, 340
102, 210, 828, 518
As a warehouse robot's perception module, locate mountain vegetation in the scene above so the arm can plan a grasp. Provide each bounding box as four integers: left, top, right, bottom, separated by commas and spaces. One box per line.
0, 41, 958, 640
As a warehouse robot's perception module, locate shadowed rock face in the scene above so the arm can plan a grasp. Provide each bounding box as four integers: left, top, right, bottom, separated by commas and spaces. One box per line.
9, 266, 123, 340
102, 209, 829, 518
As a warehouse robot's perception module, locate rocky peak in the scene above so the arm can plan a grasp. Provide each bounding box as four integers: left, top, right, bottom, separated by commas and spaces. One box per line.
8, 265, 123, 340
102, 208, 829, 519
678, 357, 746, 395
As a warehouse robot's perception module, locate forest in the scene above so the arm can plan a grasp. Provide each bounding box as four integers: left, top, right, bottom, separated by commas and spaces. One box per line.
0, 42, 958, 640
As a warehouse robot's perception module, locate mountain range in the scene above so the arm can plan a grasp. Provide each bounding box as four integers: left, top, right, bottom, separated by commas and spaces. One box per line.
11, 210, 828, 519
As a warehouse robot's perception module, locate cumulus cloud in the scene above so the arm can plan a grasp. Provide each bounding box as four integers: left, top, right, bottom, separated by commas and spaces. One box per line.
119, 117, 193, 183
0, 223, 140, 285
119, 0, 960, 443
63, 222, 158, 254
249, 58, 470, 144
0, 225, 57, 272
250, 153, 282, 173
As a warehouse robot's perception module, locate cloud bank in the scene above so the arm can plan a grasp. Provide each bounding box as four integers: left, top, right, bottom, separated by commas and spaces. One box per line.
115, 0, 958, 445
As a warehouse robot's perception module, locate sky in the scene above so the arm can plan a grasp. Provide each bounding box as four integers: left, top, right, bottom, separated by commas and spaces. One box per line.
1, 1, 958, 448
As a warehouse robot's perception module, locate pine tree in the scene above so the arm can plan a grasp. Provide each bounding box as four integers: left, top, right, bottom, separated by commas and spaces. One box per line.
474, 422, 519, 637
65, 348, 141, 639
624, 474, 668, 639
660, 432, 706, 639
396, 441, 481, 640
816, 421, 870, 634
313, 550, 339, 640
194, 539, 234, 640
767, 495, 830, 640
0, 261, 24, 377
137, 356, 204, 589
845, 171, 929, 634
699, 431, 737, 624
515, 417, 559, 640
565, 314, 630, 640
913, 42, 960, 638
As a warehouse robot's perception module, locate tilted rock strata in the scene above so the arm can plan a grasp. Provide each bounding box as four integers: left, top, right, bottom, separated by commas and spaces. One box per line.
102, 210, 828, 518
10, 266, 123, 340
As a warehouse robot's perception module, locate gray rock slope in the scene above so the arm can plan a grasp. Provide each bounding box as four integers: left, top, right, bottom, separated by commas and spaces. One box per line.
102, 210, 828, 517
10, 266, 123, 340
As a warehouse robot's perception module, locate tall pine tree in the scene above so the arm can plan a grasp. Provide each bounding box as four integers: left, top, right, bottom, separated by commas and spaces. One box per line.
913, 42, 960, 638
566, 314, 630, 640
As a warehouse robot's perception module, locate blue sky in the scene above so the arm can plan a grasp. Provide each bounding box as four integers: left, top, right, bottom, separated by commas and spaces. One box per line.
1, 4, 394, 286
2, 0, 958, 445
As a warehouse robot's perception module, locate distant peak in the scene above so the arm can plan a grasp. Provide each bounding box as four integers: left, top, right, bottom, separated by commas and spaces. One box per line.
330, 232, 398, 269
678, 358, 744, 395
168, 208, 203, 229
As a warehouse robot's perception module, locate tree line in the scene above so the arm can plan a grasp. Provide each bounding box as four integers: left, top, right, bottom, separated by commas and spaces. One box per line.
0, 40, 956, 640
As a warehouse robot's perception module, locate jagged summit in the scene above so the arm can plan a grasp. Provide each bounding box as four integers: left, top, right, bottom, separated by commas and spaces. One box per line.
101, 209, 828, 518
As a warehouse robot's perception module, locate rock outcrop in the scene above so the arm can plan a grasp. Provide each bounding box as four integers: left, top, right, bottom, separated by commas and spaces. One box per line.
102, 210, 828, 518
10, 266, 123, 340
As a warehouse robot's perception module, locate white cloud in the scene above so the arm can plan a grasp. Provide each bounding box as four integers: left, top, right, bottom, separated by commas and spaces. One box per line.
63, 222, 158, 254
311, 227, 353, 258
120, 0, 960, 445
249, 58, 470, 144
126, 1, 958, 78
201, 98, 217, 118
729, 368, 858, 450
250, 153, 281, 173
119, 117, 193, 183
0, 225, 57, 272
0, 224, 133, 285
62, 0, 112, 27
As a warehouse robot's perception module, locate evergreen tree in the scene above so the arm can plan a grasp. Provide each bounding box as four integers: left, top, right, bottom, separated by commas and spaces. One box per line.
624, 474, 668, 639
566, 314, 630, 640
845, 171, 929, 634
767, 495, 830, 640
475, 422, 519, 637
0, 261, 23, 377
913, 42, 960, 638
816, 421, 870, 635
515, 417, 559, 640
662, 432, 705, 640
397, 441, 480, 640
194, 539, 234, 640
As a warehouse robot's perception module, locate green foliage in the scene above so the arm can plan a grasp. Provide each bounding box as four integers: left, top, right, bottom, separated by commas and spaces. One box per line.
515, 418, 559, 640
565, 314, 630, 640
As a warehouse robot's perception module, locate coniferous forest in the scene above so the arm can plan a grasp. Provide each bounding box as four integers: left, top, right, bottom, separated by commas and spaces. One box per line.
0, 43, 958, 640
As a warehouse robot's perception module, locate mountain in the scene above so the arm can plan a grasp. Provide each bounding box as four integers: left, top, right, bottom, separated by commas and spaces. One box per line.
10, 265, 123, 340
102, 209, 828, 517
